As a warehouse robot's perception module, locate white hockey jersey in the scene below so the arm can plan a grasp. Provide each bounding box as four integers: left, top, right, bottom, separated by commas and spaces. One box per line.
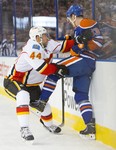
8, 39, 63, 86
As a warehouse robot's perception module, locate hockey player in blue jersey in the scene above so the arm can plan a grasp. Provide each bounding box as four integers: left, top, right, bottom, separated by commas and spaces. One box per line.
35, 5, 103, 139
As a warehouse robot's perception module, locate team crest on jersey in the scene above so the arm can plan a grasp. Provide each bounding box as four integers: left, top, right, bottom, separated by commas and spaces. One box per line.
32, 44, 40, 50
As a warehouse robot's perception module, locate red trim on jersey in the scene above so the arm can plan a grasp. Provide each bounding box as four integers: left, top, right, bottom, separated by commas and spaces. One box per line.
40, 63, 58, 75
11, 69, 28, 84
61, 39, 75, 53
53, 44, 62, 51
44, 53, 53, 63
9, 65, 32, 84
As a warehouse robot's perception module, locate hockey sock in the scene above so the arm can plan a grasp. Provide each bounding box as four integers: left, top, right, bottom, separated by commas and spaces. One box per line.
79, 100, 93, 124
16, 105, 30, 127
16, 90, 30, 127
41, 103, 53, 126
74, 91, 93, 124
40, 75, 59, 101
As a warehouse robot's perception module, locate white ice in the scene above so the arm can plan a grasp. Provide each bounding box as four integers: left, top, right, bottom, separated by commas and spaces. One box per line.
0, 94, 114, 150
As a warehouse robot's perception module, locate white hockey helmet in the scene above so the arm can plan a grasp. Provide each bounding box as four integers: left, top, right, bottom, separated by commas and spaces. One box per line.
29, 26, 47, 41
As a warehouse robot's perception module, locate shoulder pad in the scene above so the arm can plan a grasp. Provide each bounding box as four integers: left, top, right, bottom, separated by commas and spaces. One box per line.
80, 18, 97, 29
32, 44, 40, 50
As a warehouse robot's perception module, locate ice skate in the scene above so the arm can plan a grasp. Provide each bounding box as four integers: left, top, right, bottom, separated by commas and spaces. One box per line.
40, 119, 61, 133
20, 127, 34, 142
79, 118, 96, 140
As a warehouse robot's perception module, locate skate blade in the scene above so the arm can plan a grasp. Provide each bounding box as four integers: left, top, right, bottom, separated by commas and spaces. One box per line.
44, 127, 62, 134
79, 133, 96, 140
22, 138, 34, 145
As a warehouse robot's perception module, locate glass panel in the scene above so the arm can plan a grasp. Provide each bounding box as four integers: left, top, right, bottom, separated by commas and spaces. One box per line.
57, 0, 116, 60
1, 0, 116, 60
95, 0, 116, 60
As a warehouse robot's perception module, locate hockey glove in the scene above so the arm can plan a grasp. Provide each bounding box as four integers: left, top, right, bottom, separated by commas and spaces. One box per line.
75, 29, 93, 45
55, 64, 69, 78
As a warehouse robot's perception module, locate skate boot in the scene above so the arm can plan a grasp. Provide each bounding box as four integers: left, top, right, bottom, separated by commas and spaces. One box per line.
40, 119, 61, 133
79, 118, 96, 140
20, 127, 34, 142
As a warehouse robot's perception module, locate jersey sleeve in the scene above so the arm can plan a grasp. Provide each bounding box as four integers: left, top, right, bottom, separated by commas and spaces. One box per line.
79, 18, 104, 50
60, 39, 75, 53
88, 23, 103, 50
46, 39, 63, 54
47, 39, 75, 54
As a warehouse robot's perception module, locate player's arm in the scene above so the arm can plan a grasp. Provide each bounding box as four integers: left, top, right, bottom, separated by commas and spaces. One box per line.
87, 26, 104, 51
23, 51, 68, 77
46, 39, 75, 54
74, 19, 104, 51
60, 39, 75, 53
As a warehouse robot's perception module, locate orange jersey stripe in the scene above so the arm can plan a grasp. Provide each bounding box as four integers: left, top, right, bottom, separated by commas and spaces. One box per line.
44, 83, 55, 89
80, 18, 97, 28
70, 48, 80, 57
59, 56, 81, 66
88, 40, 100, 51
80, 105, 92, 111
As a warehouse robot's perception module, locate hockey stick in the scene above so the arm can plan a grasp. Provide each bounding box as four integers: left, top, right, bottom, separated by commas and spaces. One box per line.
30, 78, 65, 127
59, 78, 65, 127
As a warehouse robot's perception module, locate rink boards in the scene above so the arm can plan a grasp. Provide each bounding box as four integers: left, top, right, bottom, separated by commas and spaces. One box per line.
0, 57, 116, 149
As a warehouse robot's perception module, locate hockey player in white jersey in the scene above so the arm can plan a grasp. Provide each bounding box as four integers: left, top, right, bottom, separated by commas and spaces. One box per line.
3, 26, 70, 142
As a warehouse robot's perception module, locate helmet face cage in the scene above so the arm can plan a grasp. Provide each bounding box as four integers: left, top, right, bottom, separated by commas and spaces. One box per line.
29, 26, 47, 41
66, 5, 83, 18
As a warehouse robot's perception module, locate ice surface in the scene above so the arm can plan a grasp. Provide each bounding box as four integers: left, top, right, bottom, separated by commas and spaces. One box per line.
0, 95, 114, 150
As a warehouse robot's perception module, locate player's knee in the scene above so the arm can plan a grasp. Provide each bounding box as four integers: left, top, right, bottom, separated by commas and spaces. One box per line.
16, 90, 30, 107
74, 91, 88, 104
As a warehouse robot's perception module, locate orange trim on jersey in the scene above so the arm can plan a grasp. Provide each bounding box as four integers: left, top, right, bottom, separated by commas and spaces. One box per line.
88, 40, 100, 51
80, 18, 97, 28
22, 72, 29, 84
38, 63, 48, 74
44, 83, 55, 89
80, 105, 92, 111
59, 56, 80, 66
70, 48, 80, 57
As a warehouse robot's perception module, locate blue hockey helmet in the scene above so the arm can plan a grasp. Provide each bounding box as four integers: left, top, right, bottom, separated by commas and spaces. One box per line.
66, 5, 83, 17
